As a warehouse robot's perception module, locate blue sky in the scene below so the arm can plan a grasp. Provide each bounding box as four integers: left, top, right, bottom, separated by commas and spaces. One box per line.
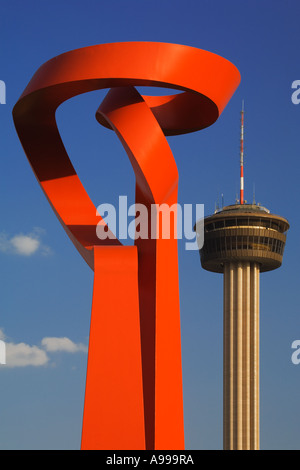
0, 0, 300, 450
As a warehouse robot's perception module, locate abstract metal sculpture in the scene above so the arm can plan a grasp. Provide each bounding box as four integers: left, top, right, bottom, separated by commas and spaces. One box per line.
13, 42, 240, 450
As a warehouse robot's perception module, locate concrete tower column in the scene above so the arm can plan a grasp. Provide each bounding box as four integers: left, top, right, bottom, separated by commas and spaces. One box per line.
223, 261, 260, 450
197, 203, 289, 450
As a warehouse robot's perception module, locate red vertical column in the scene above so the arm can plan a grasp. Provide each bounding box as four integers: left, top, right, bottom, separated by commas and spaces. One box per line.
154, 193, 185, 450
81, 246, 145, 450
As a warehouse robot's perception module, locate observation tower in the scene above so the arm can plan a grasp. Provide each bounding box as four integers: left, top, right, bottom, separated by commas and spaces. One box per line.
196, 105, 289, 449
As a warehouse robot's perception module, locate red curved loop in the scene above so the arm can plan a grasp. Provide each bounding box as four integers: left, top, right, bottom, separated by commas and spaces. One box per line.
13, 42, 240, 450
13, 42, 240, 269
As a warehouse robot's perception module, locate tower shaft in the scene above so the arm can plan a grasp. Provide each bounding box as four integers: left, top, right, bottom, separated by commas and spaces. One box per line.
223, 261, 259, 450
198, 203, 289, 450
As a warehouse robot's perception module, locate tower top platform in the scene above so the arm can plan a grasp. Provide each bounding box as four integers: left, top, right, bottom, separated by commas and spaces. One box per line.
198, 203, 289, 273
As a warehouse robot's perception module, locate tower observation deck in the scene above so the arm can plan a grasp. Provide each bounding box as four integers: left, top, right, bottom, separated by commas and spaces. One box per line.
201, 203, 289, 274
197, 202, 289, 450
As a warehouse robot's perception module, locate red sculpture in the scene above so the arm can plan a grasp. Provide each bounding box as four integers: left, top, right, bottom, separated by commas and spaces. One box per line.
13, 42, 240, 450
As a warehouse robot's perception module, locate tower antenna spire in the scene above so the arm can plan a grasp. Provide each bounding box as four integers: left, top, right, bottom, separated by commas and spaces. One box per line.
240, 100, 245, 204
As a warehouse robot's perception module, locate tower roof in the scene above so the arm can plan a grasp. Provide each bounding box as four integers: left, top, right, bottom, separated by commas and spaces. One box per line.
209, 203, 289, 233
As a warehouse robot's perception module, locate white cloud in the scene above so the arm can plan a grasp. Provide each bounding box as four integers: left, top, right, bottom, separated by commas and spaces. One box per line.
41, 337, 88, 353
10, 235, 40, 256
0, 329, 87, 368
0, 229, 52, 257
6, 342, 49, 368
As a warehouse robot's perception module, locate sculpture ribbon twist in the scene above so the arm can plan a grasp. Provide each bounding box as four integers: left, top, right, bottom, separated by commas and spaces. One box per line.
13, 42, 240, 450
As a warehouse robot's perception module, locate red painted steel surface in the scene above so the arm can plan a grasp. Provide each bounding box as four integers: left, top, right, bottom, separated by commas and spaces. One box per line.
13, 42, 240, 450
